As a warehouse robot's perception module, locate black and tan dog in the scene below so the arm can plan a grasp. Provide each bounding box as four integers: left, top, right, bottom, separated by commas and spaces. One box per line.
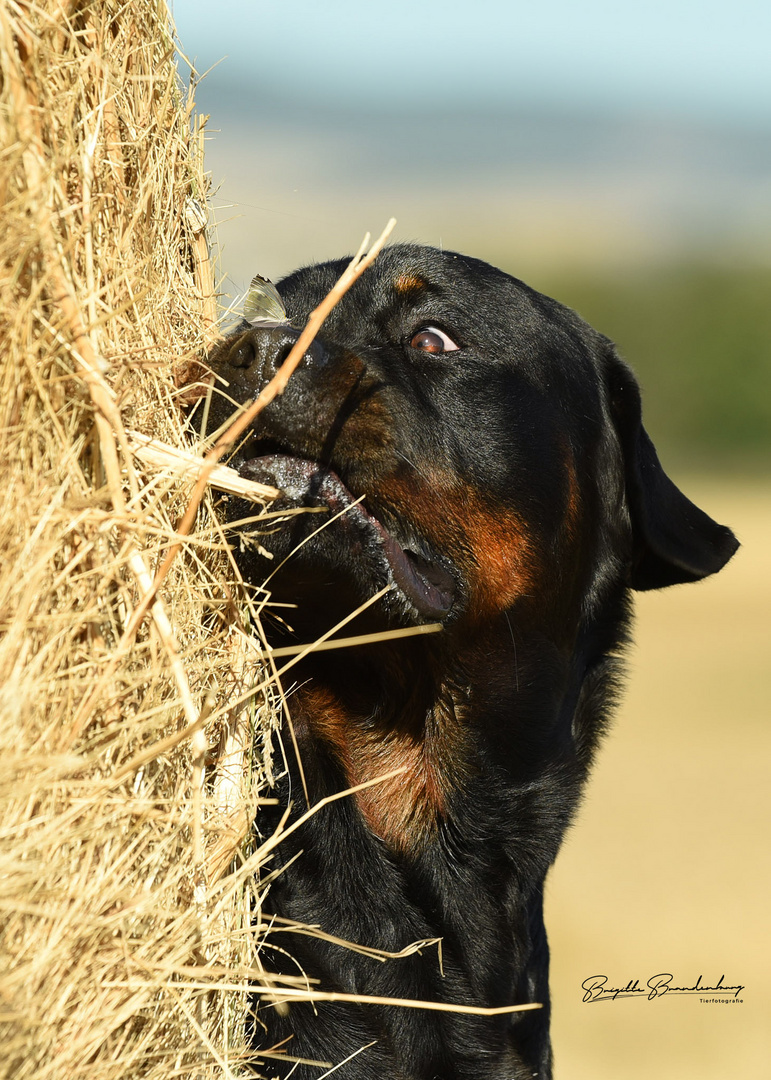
204, 245, 738, 1079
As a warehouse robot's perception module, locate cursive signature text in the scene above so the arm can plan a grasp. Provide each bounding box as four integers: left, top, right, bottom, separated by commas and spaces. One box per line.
581, 973, 745, 1002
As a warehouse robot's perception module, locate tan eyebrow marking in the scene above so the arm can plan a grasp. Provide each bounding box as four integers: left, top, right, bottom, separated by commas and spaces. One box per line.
394, 272, 427, 294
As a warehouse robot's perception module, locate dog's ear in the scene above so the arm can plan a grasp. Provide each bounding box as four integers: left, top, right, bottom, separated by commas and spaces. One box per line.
603, 345, 739, 591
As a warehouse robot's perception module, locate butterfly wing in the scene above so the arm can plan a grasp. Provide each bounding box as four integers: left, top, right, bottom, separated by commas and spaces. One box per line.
243, 275, 288, 326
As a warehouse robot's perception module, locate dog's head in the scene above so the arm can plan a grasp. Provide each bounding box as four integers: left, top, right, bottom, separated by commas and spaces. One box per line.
203, 244, 737, 644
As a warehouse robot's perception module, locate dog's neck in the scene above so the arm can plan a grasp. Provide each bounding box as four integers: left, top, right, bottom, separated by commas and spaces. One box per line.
285, 614, 600, 860
291, 671, 474, 854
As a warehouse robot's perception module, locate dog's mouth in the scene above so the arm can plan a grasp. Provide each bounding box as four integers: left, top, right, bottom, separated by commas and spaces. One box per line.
239, 454, 456, 620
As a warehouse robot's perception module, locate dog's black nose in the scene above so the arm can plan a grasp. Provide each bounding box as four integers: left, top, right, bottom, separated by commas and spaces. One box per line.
219, 326, 326, 383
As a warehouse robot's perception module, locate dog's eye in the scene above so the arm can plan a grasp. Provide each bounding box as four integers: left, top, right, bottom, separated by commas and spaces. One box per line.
409, 327, 460, 354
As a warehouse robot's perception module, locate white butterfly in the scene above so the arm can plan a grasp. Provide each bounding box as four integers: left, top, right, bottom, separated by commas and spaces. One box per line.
243, 274, 289, 327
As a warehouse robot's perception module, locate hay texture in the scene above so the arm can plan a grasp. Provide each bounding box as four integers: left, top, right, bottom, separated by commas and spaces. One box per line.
0, 2, 282, 1076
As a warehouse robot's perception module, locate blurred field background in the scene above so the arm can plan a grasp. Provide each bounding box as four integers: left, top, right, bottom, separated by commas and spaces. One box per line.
545, 478, 770, 1079
173, 2, 770, 1075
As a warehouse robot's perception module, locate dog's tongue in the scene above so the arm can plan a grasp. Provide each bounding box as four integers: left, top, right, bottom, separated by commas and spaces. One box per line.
239, 455, 454, 619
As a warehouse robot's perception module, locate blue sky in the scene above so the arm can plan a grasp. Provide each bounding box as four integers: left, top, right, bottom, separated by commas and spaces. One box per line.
173, 0, 771, 123
170, 0, 771, 287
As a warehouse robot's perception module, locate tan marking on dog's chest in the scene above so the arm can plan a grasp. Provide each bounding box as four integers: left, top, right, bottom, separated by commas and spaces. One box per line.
298, 684, 471, 854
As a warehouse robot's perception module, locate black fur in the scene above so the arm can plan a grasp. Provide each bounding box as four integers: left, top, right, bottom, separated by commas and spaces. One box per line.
202, 245, 738, 1079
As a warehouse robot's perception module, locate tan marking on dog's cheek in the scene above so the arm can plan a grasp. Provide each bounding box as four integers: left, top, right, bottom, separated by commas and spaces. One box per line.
375, 472, 542, 621
560, 443, 582, 544
463, 509, 541, 620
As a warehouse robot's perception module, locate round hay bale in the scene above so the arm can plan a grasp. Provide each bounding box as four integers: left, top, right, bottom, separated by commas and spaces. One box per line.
0, 3, 279, 1076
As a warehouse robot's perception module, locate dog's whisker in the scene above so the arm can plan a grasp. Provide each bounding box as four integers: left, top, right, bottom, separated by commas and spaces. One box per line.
395, 448, 432, 485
